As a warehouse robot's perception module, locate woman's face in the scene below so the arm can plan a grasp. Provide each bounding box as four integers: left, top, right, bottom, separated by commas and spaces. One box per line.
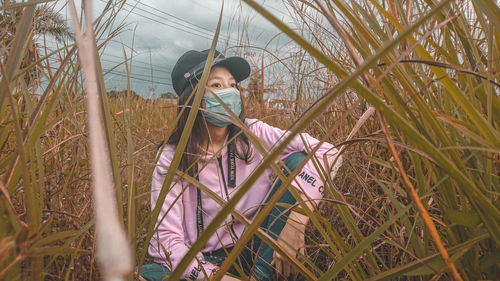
206, 66, 237, 92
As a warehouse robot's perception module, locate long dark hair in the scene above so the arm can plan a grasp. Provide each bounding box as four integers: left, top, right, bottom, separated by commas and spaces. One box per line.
164, 81, 253, 177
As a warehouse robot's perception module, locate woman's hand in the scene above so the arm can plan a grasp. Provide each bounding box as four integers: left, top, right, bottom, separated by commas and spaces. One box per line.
273, 210, 310, 280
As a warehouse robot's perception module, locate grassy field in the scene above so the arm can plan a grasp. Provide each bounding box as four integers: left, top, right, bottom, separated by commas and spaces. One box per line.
1, 0, 500, 280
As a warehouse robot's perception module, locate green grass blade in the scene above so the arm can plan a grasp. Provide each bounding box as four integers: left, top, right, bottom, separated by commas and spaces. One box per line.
317, 206, 409, 280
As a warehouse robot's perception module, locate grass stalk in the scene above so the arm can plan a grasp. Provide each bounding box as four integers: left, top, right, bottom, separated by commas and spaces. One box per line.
378, 112, 463, 280
68, 0, 132, 279
1, 0, 499, 279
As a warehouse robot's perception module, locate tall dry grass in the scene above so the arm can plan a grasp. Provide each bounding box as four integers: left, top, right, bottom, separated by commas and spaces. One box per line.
1, 0, 499, 280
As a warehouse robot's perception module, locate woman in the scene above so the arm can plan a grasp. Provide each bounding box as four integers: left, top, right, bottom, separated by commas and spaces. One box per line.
140, 49, 341, 281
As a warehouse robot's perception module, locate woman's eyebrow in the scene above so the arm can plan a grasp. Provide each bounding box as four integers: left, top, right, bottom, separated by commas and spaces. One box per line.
208, 75, 236, 81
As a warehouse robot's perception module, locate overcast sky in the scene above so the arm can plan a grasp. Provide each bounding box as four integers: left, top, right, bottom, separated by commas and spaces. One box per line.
50, 0, 297, 98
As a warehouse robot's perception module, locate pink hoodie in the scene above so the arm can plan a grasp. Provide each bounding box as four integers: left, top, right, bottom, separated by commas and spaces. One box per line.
148, 118, 340, 280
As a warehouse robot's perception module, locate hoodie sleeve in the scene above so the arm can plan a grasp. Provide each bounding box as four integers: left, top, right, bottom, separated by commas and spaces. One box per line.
246, 118, 342, 200
148, 145, 218, 280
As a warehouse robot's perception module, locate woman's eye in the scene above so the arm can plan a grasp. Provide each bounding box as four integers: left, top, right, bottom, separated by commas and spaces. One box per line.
231, 83, 237, 88
210, 83, 221, 88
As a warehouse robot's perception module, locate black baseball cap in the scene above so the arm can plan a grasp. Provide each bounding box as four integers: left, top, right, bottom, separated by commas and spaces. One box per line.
171, 49, 251, 96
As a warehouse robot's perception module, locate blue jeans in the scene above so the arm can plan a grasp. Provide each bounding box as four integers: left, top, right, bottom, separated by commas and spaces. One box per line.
138, 152, 306, 281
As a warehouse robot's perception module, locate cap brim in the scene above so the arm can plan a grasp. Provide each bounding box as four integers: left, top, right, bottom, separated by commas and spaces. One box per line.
190, 56, 251, 83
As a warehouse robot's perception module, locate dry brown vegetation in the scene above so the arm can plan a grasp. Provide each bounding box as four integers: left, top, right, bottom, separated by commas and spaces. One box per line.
1, 0, 500, 280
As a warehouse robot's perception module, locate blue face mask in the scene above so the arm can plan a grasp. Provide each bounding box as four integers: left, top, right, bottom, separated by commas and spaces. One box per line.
203, 88, 242, 127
